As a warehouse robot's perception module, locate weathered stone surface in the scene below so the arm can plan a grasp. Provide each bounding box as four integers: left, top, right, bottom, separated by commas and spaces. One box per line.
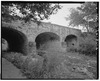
2, 21, 81, 42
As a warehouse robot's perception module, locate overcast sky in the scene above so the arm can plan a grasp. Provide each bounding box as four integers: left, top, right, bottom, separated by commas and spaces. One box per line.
43, 3, 81, 27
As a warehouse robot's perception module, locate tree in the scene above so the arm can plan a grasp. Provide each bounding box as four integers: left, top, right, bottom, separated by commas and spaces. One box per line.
66, 2, 98, 33
2, 2, 61, 22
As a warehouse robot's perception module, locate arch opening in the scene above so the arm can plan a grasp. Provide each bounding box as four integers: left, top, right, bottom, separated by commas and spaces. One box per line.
2, 27, 28, 55
35, 32, 60, 50
65, 35, 77, 49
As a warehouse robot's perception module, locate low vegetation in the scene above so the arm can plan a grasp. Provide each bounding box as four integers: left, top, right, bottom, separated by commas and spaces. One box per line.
78, 33, 97, 56
20, 51, 97, 79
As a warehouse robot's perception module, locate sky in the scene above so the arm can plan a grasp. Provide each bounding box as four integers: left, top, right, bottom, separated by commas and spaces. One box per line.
43, 3, 81, 27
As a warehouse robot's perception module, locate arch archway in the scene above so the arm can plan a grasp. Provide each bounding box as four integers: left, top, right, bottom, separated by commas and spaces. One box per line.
2, 27, 28, 55
35, 32, 60, 49
65, 34, 77, 49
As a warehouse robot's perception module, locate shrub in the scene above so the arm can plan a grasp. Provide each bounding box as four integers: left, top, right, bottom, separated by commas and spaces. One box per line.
67, 47, 78, 52
78, 43, 96, 56
78, 39, 97, 56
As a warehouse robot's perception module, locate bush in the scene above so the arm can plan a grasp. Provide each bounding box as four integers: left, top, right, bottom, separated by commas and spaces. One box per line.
78, 40, 97, 56
67, 47, 77, 52
78, 43, 96, 55
78, 32, 97, 56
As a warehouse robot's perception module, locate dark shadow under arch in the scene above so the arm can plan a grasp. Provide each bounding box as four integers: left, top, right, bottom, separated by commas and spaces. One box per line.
2, 27, 28, 55
65, 34, 77, 47
35, 32, 60, 49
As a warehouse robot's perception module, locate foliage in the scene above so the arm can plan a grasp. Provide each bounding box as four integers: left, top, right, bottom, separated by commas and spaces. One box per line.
20, 50, 97, 79
67, 47, 77, 52
78, 43, 97, 56
78, 33, 97, 56
66, 2, 98, 33
2, 2, 61, 22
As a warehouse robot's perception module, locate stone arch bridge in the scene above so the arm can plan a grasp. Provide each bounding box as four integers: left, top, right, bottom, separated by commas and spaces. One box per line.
2, 21, 82, 55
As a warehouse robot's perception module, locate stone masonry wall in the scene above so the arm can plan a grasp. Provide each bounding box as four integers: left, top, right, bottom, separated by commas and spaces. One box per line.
2, 21, 82, 42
